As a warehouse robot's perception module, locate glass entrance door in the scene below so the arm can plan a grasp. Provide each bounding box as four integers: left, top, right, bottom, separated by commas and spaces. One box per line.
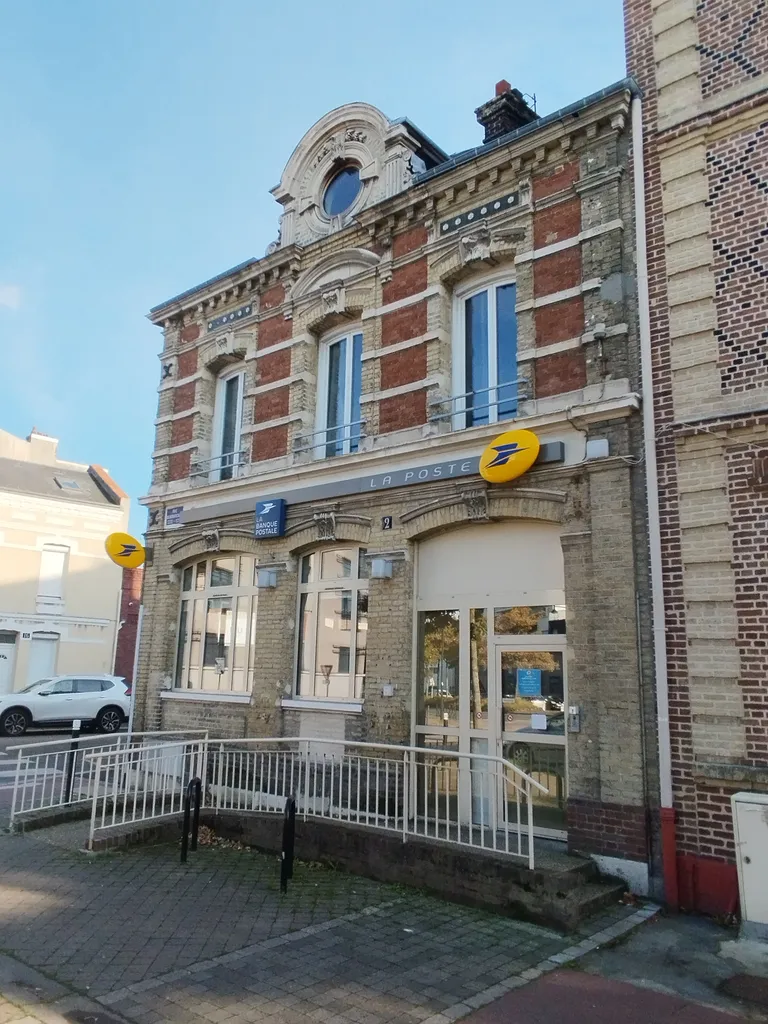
496, 646, 567, 835
416, 607, 567, 837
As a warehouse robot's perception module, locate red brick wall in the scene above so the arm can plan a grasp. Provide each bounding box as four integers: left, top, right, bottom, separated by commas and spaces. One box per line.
180, 323, 200, 343
252, 424, 288, 461
381, 301, 427, 346
173, 382, 196, 414
168, 450, 191, 481
380, 344, 427, 390
177, 349, 198, 378
253, 386, 289, 424
258, 348, 291, 385
379, 390, 426, 433
382, 259, 427, 304
113, 566, 143, 683
697, 0, 768, 99
170, 415, 194, 447
567, 798, 648, 860
535, 350, 586, 397
708, 123, 768, 394
534, 199, 581, 249
726, 444, 768, 764
533, 160, 579, 201
534, 248, 581, 298
259, 313, 292, 349
626, 0, 694, 865
260, 283, 285, 311
393, 225, 428, 259
535, 296, 584, 344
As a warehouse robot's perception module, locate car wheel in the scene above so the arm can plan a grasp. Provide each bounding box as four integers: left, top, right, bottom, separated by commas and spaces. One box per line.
96, 706, 123, 734
1, 708, 30, 737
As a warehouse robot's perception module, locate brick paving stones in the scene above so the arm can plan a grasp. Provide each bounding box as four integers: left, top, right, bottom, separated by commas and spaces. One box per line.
0, 824, 655, 1024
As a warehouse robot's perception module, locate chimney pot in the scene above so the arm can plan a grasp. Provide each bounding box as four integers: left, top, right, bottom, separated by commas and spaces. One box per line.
495, 79, 512, 97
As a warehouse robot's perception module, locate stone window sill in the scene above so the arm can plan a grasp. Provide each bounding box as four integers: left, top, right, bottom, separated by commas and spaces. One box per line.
161, 690, 251, 705
281, 698, 363, 714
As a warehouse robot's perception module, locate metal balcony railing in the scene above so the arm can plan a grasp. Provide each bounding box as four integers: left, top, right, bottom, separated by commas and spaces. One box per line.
429, 379, 529, 428
293, 420, 367, 458
190, 450, 248, 484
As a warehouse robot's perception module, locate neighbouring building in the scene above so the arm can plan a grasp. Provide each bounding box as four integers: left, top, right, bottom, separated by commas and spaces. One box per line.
113, 566, 143, 684
0, 428, 130, 692
137, 78, 662, 893
626, 0, 768, 913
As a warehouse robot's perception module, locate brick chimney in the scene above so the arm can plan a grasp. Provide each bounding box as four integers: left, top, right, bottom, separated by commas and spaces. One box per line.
475, 80, 538, 144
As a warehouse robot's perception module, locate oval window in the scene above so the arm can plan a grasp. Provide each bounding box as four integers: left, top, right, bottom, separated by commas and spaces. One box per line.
323, 166, 362, 216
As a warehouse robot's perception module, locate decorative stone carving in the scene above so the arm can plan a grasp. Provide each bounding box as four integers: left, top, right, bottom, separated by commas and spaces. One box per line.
460, 226, 492, 264
313, 510, 336, 541
322, 285, 345, 313
460, 488, 490, 521
201, 529, 220, 552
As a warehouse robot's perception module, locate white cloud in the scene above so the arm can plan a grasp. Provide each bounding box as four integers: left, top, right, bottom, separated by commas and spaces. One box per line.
0, 284, 22, 310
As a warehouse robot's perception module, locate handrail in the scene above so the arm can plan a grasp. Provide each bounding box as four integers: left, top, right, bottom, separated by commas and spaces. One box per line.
86, 735, 548, 796
7, 730, 209, 754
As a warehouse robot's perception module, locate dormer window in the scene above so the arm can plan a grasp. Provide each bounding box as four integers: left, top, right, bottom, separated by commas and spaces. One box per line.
323, 165, 362, 216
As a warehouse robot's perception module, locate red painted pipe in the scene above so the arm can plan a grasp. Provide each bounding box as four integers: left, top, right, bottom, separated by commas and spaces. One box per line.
661, 806, 679, 910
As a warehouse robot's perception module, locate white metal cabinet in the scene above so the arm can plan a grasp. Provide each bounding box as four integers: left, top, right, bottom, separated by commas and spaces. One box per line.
732, 791, 768, 938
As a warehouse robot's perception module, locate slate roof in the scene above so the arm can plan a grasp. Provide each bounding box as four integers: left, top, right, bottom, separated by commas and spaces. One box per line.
0, 458, 118, 507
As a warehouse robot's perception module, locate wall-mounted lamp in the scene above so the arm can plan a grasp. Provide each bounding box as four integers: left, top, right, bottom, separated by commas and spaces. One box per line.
257, 568, 278, 589
370, 558, 393, 580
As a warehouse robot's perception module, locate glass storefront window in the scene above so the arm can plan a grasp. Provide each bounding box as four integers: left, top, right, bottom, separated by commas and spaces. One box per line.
494, 605, 566, 635
175, 556, 258, 693
500, 650, 564, 735
296, 547, 368, 700
418, 610, 460, 729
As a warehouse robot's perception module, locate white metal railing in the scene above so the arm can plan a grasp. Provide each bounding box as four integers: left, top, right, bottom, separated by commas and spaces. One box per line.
190, 450, 247, 483
7, 731, 208, 830
428, 379, 527, 425
292, 420, 366, 457
84, 736, 547, 867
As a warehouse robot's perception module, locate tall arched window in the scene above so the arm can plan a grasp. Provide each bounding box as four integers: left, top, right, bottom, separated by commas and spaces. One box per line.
296, 547, 369, 699
211, 366, 245, 480
175, 555, 258, 692
315, 329, 363, 458
453, 275, 518, 429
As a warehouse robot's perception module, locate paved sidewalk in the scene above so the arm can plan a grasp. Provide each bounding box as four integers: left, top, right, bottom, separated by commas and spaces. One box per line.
0, 824, 654, 1024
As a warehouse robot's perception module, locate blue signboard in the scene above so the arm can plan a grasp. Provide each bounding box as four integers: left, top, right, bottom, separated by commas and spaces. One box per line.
254, 499, 287, 538
165, 505, 184, 528
516, 668, 542, 698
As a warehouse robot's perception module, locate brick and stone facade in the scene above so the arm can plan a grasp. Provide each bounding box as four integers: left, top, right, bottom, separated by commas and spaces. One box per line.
137, 81, 659, 892
626, 0, 768, 913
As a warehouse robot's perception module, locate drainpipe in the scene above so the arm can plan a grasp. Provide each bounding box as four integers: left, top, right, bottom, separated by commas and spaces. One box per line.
632, 94, 678, 909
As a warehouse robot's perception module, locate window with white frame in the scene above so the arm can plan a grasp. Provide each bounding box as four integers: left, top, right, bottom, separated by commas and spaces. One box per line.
212, 367, 245, 480
38, 545, 69, 601
296, 547, 369, 700
175, 555, 258, 692
315, 330, 363, 457
453, 277, 518, 428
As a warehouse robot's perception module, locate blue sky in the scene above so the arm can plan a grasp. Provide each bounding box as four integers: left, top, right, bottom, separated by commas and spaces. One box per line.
0, 0, 625, 535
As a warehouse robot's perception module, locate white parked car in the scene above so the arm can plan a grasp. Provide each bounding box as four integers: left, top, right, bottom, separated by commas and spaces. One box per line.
0, 675, 131, 737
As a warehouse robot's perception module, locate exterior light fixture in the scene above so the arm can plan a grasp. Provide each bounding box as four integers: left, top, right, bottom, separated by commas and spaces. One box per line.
256, 568, 277, 589
370, 558, 393, 579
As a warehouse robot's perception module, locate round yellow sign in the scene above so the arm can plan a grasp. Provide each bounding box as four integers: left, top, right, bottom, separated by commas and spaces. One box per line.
479, 429, 541, 484
105, 532, 146, 569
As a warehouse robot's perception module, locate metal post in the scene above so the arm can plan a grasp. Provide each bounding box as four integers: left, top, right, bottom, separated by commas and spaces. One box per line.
280, 795, 296, 893
64, 720, 82, 805
181, 777, 201, 863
